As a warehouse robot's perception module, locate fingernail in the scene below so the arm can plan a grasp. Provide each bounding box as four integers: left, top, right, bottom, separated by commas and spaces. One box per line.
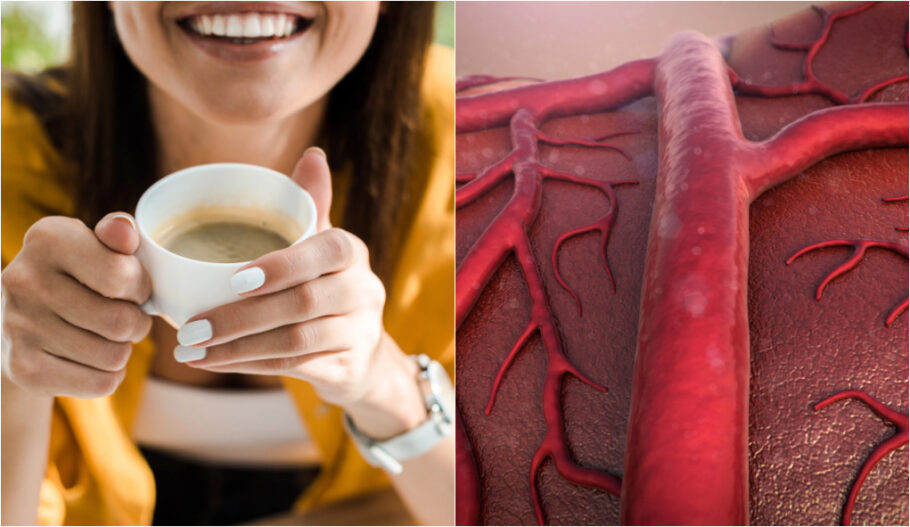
177, 319, 212, 346
231, 267, 266, 294
140, 299, 158, 316
174, 345, 206, 363
303, 146, 327, 160
110, 213, 136, 231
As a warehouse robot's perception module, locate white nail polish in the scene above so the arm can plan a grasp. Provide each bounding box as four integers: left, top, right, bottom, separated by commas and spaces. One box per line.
140, 299, 158, 316
177, 319, 212, 346
303, 146, 327, 160
174, 345, 206, 363
231, 267, 266, 294
110, 213, 136, 230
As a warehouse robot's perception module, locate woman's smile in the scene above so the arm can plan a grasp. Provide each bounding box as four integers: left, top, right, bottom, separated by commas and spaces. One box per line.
183, 13, 307, 41
173, 2, 319, 62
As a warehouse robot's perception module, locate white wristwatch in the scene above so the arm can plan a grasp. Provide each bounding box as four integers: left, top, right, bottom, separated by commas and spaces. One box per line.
343, 354, 454, 474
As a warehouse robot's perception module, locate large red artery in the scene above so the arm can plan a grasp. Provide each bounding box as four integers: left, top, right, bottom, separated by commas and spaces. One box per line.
455, 2, 908, 525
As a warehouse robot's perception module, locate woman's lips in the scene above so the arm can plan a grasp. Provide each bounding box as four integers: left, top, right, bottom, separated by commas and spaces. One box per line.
177, 12, 312, 62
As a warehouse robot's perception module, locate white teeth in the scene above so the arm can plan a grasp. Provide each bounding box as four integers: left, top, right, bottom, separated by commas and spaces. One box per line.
260, 15, 275, 36
242, 15, 261, 37
211, 14, 226, 36
226, 15, 244, 37
201, 15, 213, 35
190, 13, 300, 39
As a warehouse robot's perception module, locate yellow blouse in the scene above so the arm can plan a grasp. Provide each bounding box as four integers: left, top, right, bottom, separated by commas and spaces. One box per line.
1, 45, 454, 525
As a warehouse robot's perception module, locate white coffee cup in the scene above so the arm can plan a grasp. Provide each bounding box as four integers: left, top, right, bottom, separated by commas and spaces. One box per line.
134, 163, 317, 327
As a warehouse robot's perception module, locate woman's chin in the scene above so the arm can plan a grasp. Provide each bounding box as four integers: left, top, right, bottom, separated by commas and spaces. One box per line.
192, 91, 316, 127
199, 104, 284, 126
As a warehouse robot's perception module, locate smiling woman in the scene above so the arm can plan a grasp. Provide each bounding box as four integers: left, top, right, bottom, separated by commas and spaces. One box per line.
117, 2, 378, 123
1, 2, 454, 526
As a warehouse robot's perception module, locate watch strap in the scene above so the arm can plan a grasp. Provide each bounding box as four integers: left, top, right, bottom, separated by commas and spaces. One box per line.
343, 355, 453, 474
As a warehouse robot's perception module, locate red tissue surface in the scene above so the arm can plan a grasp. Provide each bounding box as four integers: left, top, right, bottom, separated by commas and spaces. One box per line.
455, 3, 909, 525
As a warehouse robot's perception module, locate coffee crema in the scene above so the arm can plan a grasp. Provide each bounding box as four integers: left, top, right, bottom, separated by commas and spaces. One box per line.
153, 206, 302, 263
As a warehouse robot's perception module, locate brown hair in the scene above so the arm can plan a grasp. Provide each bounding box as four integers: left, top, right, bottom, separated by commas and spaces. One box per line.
6, 2, 436, 282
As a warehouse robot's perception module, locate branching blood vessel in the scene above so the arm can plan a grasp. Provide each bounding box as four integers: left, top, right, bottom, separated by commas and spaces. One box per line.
456, 2, 908, 524
813, 390, 909, 526
456, 108, 630, 525
728, 3, 908, 104
787, 239, 909, 327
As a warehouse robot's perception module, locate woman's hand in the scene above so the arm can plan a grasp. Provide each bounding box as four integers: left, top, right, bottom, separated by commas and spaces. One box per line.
176, 148, 426, 437
1, 214, 153, 398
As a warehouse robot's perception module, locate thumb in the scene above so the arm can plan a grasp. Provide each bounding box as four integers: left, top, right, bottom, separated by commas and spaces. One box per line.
94, 212, 141, 255
291, 146, 333, 231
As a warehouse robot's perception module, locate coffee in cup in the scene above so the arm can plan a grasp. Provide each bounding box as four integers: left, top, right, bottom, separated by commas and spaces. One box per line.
134, 163, 317, 327
153, 205, 302, 264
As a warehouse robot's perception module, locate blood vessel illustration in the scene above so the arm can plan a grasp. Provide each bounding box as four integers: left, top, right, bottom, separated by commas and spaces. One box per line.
812, 390, 909, 526
455, 3, 908, 525
786, 239, 908, 327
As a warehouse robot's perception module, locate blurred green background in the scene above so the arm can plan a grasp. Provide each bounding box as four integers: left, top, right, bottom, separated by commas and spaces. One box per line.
1, 2, 69, 72
434, 1, 454, 48
1, 1, 454, 73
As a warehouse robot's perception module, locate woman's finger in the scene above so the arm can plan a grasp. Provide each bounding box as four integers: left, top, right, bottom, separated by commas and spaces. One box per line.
43, 271, 152, 344
291, 147, 333, 231
37, 352, 128, 399
178, 272, 360, 347
4, 341, 127, 399
182, 316, 351, 368
38, 312, 134, 372
28, 217, 152, 304
93, 212, 141, 255
230, 228, 364, 296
